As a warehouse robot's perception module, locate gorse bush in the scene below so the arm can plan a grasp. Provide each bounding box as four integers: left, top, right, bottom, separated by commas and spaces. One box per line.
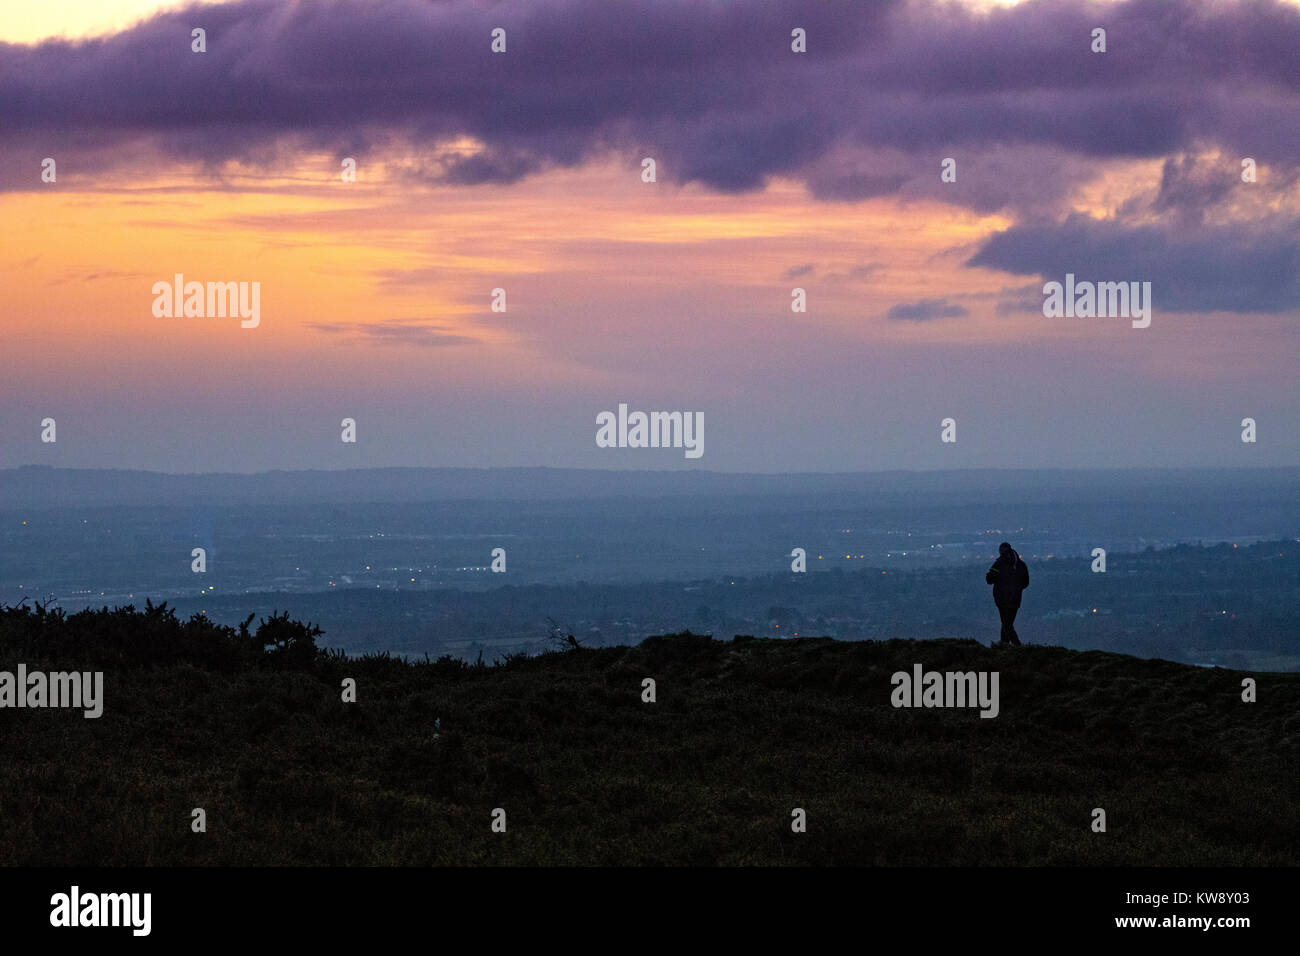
0, 599, 325, 672
250, 610, 324, 670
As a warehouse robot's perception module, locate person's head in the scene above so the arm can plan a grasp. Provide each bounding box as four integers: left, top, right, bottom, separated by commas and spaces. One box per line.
999, 541, 1014, 560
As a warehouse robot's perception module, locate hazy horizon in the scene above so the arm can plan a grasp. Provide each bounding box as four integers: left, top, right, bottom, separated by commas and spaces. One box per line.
5, 462, 1300, 506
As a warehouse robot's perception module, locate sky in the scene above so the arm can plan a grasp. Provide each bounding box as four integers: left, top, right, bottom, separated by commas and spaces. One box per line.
1, 0, 1297, 473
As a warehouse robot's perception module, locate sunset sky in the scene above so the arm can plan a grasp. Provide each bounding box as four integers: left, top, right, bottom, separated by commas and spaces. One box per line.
1, 0, 1297, 472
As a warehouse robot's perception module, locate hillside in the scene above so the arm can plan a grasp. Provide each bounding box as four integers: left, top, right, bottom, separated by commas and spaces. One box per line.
1, 601, 1297, 865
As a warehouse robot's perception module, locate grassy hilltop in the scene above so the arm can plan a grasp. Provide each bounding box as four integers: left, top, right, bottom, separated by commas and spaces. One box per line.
1, 601, 1297, 866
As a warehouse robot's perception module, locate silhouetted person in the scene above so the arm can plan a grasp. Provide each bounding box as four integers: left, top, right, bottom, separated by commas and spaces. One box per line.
985, 541, 1029, 646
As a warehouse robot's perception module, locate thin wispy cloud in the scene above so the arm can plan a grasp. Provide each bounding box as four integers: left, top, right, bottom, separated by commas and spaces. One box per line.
306, 319, 478, 347
886, 298, 970, 322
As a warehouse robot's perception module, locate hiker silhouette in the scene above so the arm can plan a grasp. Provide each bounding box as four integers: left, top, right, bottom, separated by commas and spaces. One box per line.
985, 541, 1029, 646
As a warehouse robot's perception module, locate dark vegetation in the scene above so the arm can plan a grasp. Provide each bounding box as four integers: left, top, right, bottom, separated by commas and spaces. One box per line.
1, 600, 1297, 865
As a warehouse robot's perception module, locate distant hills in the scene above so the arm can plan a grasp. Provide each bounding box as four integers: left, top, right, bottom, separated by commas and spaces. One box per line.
3, 464, 1299, 507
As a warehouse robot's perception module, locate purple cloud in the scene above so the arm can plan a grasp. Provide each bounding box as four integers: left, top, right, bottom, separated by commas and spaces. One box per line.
886, 298, 969, 321
0, 0, 1296, 203
967, 213, 1300, 314
306, 318, 476, 346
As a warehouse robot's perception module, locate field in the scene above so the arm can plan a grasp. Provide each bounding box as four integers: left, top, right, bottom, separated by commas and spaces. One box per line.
2, 602, 1297, 865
